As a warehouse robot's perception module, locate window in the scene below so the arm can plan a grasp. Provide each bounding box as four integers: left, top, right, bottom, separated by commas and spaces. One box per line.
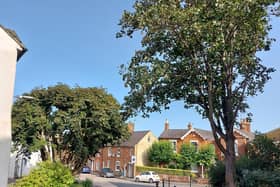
169, 140, 177, 152
235, 140, 239, 156
190, 140, 198, 151
108, 147, 112, 157
96, 161, 100, 171
147, 136, 151, 142
115, 161, 120, 171
129, 149, 133, 156
107, 160, 110, 168
117, 147, 121, 157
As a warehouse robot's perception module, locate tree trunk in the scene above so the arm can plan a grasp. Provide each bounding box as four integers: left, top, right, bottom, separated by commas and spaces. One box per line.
225, 135, 236, 187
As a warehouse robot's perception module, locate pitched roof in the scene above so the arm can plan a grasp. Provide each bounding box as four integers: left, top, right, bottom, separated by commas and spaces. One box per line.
0, 25, 27, 60
159, 127, 214, 141
266, 127, 280, 141
159, 129, 189, 139
194, 128, 214, 141
120, 131, 150, 147
234, 128, 255, 141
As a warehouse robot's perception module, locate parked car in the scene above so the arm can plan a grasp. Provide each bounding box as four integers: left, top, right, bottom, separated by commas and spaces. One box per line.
135, 171, 160, 183
100, 168, 114, 178
81, 166, 91, 174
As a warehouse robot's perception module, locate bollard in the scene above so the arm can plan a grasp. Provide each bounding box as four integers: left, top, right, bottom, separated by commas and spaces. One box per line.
155, 181, 159, 187
162, 179, 165, 187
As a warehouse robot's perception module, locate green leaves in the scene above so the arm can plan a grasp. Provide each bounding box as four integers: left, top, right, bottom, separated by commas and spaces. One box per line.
12, 84, 128, 170
147, 141, 174, 166
13, 161, 74, 187
118, 0, 277, 124
119, 2, 278, 185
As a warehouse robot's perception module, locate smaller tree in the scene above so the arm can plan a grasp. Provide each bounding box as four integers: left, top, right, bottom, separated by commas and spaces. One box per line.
178, 143, 197, 170
148, 141, 174, 167
196, 144, 216, 178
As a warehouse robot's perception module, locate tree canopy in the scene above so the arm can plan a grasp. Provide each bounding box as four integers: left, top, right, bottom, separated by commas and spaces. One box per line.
12, 84, 128, 170
118, 0, 279, 186
147, 141, 174, 167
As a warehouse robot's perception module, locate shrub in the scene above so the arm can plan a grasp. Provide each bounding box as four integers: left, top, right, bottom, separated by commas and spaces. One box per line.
70, 179, 93, 187
208, 158, 280, 187
13, 161, 74, 187
208, 161, 225, 187
80, 179, 93, 187
239, 169, 280, 187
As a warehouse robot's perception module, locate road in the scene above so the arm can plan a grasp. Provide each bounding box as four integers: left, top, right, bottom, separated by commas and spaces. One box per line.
79, 174, 209, 187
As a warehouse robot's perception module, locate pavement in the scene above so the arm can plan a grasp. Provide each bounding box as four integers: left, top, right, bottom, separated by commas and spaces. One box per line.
79, 174, 210, 187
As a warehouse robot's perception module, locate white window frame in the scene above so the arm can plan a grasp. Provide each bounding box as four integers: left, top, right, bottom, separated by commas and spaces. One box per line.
234, 140, 239, 156
115, 161, 120, 171
190, 140, 199, 151
169, 140, 177, 152
108, 147, 112, 157
116, 147, 121, 157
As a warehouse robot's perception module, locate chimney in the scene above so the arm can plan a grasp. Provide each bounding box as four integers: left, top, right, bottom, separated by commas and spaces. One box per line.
127, 122, 134, 133
187, 122, 193, 130
164, 119, 169, 131
240, 119, 251, 132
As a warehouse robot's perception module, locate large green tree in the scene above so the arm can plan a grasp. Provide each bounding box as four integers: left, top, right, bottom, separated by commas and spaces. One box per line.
12, 84, 128, 171
118, 1, 279, 186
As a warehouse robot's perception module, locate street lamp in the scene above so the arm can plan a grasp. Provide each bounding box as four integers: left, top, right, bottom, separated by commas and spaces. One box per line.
18, 95, 36, 100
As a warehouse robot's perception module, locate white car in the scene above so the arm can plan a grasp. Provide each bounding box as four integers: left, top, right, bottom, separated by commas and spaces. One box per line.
135, 171, 160, 183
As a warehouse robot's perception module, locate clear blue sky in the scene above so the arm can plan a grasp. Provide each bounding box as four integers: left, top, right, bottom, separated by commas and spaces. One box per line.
1, 1, 279, 136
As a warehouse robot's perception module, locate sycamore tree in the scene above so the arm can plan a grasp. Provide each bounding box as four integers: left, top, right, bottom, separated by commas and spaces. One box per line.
117, 1, 279, 186
12, 84, 128, 171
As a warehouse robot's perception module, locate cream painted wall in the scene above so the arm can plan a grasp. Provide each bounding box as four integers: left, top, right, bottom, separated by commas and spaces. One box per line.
135, 131, 158, 167
0, 27, 23, 187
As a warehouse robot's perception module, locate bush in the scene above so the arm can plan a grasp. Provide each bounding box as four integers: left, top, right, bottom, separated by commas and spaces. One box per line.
70, 179, 93, 187
80, 179, 93, 187
208, 158, 280, 187
13, 161, 74, 187
208, 161, 225, 187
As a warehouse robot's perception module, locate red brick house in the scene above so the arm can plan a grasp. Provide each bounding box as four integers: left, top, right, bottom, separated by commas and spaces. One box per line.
159, 119, 254, 160
90, 123, 157, 177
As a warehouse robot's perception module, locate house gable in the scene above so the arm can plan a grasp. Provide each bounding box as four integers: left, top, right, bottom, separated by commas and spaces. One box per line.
0, 25, 27, 60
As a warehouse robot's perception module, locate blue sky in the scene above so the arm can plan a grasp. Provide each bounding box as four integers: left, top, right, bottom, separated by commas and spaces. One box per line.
1, 1, 279, 136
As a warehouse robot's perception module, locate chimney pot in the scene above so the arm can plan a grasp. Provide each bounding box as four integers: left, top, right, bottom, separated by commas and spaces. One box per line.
240, 119, 251, 132
164, 119, 169, 130
187, 122, 192, 130
127, 122, 134, 133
